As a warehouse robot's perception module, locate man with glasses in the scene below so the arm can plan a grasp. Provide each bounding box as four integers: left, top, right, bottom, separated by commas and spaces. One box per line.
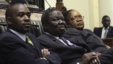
63, 9, 108, 53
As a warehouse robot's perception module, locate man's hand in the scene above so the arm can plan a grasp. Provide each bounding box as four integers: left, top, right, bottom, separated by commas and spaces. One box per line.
79, 52, 100, 64
41, 48, 50, 56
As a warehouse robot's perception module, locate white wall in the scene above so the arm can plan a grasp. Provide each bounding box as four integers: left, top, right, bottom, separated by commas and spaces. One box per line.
88, 0, 99, 29
99, 0, 113, 26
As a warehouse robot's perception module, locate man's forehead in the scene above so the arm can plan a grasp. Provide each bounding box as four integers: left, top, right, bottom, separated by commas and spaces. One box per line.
11, 4, 30, 12
50, 10, 62, 15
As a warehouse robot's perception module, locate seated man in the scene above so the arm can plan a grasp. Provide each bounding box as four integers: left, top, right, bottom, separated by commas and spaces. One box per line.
94, 15, 113, 38
63, 9, 108, 53
0, 3, 61, 64
38, 7, 100, 64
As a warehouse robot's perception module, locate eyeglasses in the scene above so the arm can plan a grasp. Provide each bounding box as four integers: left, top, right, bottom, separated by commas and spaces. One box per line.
69, 15, 84, 21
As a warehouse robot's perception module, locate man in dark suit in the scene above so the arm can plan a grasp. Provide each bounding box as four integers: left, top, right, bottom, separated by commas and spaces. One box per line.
94, 15, 113, 38
0, 3, 61, 64
38, 7, 101, 64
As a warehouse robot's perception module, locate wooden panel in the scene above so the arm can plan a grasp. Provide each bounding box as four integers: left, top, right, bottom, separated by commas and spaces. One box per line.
102, 38, 113, 47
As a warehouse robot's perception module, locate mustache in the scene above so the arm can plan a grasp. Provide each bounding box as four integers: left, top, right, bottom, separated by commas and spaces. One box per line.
59, 22, 66, 25
57, 23, 67, 28
23, 22, 31, 25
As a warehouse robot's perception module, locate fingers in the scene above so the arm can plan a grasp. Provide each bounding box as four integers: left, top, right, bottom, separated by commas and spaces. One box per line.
41, 48, 50, 56
90, 58, 100, 64
90, 52, 100, 64
81, 52, 100, 64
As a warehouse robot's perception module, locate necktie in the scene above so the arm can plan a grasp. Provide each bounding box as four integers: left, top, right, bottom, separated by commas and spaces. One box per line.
26, 36, 34, 45
60, 37, 77, 47
60, 37, 70, 46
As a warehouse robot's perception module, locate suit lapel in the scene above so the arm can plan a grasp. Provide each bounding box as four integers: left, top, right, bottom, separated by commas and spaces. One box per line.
106, 26, 111, 37
8, 30, 25, 43
26, 33, 42, 56
8, 30, 39, 53
44, 33, 66, 45
99, 28, 102, 37
8, 30, 42, 57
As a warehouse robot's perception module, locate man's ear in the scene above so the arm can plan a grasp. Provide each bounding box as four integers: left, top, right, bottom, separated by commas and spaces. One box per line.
43, 25, 48, 30
6, 17, 12, 24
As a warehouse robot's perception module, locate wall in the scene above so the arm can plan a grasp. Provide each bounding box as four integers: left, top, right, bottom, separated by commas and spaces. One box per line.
99, 0, 113, 26
88, 0, 99, 29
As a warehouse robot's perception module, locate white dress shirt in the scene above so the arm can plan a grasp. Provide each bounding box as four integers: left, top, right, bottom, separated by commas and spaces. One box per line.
9, 29, 26, 41
101, 27, 109, 38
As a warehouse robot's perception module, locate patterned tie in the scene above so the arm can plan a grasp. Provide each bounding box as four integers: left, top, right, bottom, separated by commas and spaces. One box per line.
60, 37, 77, 47
26, 36, 34, 45
60, 37, 70, 46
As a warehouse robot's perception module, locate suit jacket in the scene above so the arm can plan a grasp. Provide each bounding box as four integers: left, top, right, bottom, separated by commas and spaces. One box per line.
94, 26, 113, 38
99, 47, 113, 64
38, 33, 91, 64
0, 30, 61, 64
63, 27, 107, 53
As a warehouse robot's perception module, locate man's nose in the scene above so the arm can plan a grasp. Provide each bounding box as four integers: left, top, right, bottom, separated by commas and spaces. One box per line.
24, 15, 31, 22
24, 15, 30, 20
59, 20, 65, 23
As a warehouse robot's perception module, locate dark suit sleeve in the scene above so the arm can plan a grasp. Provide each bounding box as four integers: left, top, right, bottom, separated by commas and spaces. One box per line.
93, 27, 101, 37
99, 47, 113, 64
85, 29, 107, 53
39, 42, 61, 64
27, 33, 61, 64
93, 28, 97, 34
0, 36, 51, 64
45, 52, 61, 64
39, 45, 61, 64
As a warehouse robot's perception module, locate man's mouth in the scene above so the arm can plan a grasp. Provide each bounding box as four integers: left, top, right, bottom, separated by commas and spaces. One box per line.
58, 25, 66, 29
24, 23, 31, 28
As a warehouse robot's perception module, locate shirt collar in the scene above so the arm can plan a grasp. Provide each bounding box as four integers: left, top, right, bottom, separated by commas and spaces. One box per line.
9, 29, 26, 41
103, 26, 109, 30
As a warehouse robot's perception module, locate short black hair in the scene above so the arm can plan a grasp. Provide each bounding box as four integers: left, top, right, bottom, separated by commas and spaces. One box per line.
63, 9, 74, 25
6, 0, 27, 17
41, 7, 56, 26
5, 3, 25, 20
102, 15, 110, 21
5, 3, 26, 29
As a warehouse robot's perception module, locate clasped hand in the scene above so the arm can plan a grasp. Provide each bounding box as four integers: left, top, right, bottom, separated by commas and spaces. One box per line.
80, 52, 101, 64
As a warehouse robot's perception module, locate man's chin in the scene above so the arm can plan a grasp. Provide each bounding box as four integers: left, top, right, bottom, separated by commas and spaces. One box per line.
59, 29, 66, 34
20, 29, 30, 34
25, 29, 30, 32
77, 28, 83, 30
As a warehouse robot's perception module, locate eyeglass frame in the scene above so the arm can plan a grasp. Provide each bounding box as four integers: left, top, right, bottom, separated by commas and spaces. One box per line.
68, 15, 84, 21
